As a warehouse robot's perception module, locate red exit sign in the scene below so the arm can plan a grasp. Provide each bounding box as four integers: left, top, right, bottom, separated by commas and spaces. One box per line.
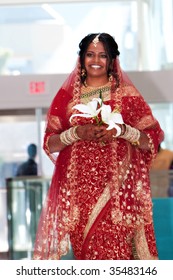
29, 81, 45, 94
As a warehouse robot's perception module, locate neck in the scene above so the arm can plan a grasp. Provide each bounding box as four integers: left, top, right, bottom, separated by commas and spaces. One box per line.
85, 77, 109, 87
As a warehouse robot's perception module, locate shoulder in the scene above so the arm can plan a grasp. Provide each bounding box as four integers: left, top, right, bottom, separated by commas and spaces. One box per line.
16, 162, 26, 176
121, 83, 141, 97
48, 87, 72, 115
52, 87, 70, 102
121, 84, 150, 111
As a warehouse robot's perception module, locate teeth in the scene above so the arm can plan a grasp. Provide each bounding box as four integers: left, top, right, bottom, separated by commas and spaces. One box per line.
91, 65, 101, 69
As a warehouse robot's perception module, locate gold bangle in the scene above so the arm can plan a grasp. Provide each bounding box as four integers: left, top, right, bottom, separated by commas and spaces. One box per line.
120, 124, 126, 136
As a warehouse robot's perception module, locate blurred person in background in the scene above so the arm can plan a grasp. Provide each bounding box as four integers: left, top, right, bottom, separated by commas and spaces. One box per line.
16, 143, 38, 176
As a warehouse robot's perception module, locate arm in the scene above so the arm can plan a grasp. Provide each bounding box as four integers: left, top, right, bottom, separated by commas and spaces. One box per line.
47, 123, 110, 153
47, 133, 66, 153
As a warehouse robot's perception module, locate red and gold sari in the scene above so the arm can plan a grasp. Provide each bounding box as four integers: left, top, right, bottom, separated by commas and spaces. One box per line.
33, 59, 164, 260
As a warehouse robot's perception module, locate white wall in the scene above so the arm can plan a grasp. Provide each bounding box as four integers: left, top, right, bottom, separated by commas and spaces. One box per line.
0, 73, 67, 110
0, 70, 172, 110
129, 70, 173, 103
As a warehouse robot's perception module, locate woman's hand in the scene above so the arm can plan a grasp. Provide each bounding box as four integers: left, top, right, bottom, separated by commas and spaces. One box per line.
76, 124, 118, 142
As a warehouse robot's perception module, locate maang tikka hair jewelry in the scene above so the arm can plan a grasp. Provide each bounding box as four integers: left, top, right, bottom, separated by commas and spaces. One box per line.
92, 34, 100, 47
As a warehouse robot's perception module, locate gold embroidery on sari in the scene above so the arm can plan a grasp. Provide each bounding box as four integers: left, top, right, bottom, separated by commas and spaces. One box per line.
83, 185, 111, 239
123, 84, 140, 97
48, 115, 62, 131
80, 83, 111, 103
132, 238, 140, 260
67, 98, 75, 118
136, 115, 157, 130
134, 227, 158, 260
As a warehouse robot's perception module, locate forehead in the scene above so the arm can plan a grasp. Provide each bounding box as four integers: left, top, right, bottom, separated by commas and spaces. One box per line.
86, 41, 106, 53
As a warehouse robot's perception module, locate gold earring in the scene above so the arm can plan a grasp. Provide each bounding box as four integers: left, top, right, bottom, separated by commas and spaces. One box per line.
81, 68, 86, 77
109, 73, 113, 82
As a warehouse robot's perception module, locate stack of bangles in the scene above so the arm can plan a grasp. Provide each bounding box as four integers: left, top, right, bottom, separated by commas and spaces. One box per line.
60, 124, 140, 146
60, 126, 81, 145
119, 124, 140, 146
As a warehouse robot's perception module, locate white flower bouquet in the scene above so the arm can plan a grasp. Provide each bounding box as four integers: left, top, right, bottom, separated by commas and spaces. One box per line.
70, 97, 124, 132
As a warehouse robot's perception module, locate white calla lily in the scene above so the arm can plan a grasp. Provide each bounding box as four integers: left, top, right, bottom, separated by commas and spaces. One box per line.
101, 103, 124, 130
69, 96, 124, 131
70, 98, 102, 123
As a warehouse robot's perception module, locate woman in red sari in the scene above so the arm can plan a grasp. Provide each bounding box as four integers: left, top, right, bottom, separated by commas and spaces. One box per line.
33, 33, 164, 260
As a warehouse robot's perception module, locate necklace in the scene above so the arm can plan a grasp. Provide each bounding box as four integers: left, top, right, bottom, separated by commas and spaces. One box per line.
80, 82, 111, 100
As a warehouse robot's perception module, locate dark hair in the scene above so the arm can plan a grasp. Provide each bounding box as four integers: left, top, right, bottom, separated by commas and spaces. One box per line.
78, 33, 120, 84
27, 143, 37, 158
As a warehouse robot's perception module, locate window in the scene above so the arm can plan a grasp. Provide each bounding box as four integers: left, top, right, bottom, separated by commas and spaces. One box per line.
0, 0, 172, 75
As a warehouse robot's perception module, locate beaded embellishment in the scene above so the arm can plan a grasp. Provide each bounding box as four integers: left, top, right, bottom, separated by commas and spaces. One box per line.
92, 34, 100, 47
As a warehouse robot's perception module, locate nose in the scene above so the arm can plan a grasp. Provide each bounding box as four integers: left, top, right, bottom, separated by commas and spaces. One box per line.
93, 54, 100, 63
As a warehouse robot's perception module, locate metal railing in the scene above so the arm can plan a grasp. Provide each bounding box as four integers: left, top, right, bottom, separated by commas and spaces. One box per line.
2, 177, 50, 259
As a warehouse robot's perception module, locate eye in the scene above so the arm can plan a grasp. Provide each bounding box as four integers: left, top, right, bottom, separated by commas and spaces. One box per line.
100, 53, 107, 59
86, 52, 93, 57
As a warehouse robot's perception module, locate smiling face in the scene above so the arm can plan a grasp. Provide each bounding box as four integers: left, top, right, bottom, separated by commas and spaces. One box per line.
84, 41, 110, 86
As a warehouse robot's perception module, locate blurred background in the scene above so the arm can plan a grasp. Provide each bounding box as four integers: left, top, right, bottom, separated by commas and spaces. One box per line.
0, 0, 173, 260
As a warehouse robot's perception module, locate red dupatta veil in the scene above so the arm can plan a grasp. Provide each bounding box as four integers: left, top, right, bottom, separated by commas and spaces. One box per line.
33, 58, 164, 260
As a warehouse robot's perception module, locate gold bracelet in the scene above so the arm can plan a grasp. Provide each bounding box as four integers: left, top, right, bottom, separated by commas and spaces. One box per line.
119, 124, 140, 144
60, 126, 81, 146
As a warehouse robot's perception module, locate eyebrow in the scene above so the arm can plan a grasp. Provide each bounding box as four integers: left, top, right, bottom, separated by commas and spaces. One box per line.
86, 51, 107, 54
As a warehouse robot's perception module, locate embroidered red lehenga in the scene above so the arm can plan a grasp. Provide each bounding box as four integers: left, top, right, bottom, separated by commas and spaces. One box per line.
33, 58, 164, 260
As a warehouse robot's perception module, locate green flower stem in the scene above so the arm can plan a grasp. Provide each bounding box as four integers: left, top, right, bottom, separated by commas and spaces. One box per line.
94, 116, 103, 126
